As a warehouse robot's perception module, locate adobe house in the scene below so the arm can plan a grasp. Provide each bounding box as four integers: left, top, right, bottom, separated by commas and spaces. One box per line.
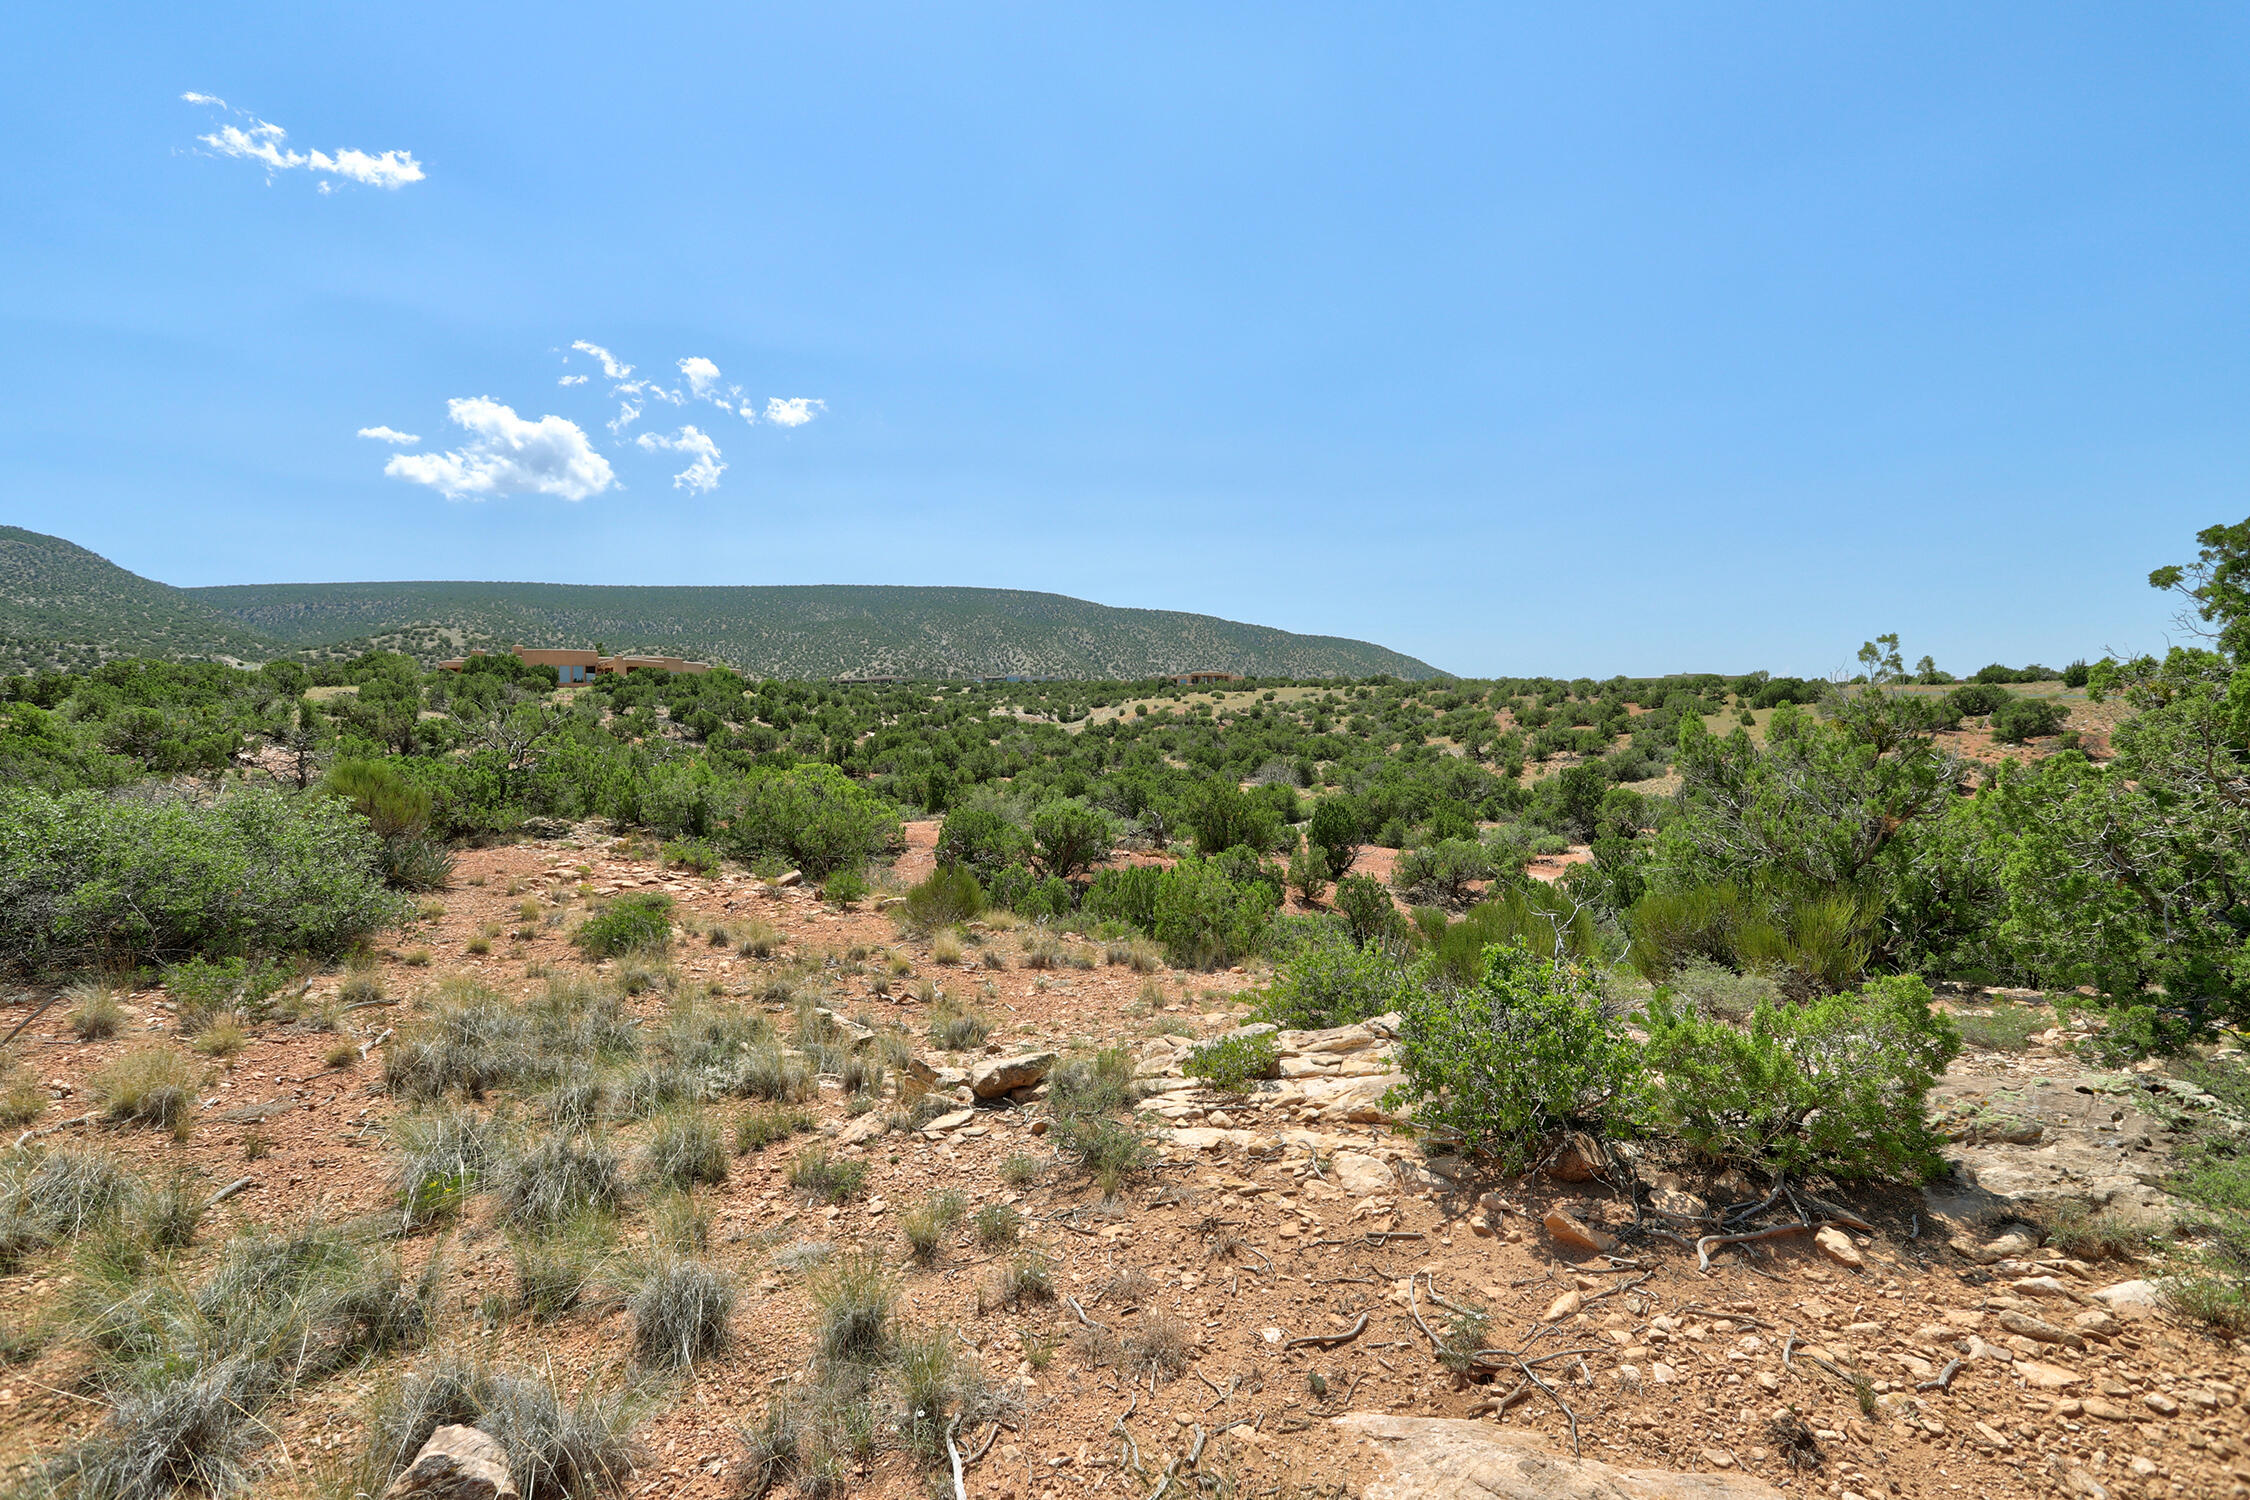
436, 646, 709, 683
1171, 670, 1242, 687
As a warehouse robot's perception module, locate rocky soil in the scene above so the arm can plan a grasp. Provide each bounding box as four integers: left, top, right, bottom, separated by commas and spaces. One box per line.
2, 830, 2246, 1500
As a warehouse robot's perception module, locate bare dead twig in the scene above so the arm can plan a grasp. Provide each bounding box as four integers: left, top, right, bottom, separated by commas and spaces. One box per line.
1284, 1313, 1368, 1350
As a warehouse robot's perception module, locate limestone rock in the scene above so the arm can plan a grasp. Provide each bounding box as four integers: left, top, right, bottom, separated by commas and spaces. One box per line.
2091, 1279, 2165, 1316
381, 1425, 517, 1500
1335, 1413, 1785, 1500
772, 870, 803, 888
969, 1051, 1056, 1099
1813, 1227, 1864, 1269
1333, 1151, 1396, 1198
1541, 1206, 1618, 1255
1998, 1309, 2083, 1349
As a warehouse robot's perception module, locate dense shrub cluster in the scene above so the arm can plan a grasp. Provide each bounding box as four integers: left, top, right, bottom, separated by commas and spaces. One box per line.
0, 785, 408, 970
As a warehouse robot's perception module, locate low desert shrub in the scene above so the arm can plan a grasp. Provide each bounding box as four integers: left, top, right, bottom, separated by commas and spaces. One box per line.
0, 784, 409, 972
385, 981, 539, 1101
355, 1353, 637, 1500
1185, 1030, 1279, 1092
571, 893, 674, 959
1255, 923, 1418, 1030
974, 1203, 1020, 1247
902, 866, 985, 931
394, 1108, 508, 1228
722, 763, 903, 879
1640, 973, 1960, 1182
1387, 943, 1639, 1171
788, 1149, 870, 1204
925, 999, 989, 1052
994, 1248, 1054, 1307
734, 1106, 816, 1153
67, 979, 124, 1040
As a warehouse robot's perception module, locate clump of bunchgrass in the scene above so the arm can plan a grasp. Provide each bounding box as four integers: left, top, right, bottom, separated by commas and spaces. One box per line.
630, 1255, 735, 1369
384, 979, 540, 1102
925, 999, 990, 1052
788, 1149, 869, 1205
92, 1047, 200, 1138
394, 1107, 508, 1229
494, 1131, 626, 1230
810, 1250, 894, 1365
67, 979, 125, 1041
734, 1106, 816, 1153
974, 1203, 1021, 1247
640, 1111, 729, 1190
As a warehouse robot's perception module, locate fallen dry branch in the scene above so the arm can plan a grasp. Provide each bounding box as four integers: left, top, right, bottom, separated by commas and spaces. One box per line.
205, 1176, 255, 1208
11, 1111, 95, 1150
1284, 1313, 1369, 1350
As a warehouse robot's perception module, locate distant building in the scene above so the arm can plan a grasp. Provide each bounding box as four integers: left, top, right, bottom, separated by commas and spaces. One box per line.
1171, 670, 1242, 687
436, 645, 711, 683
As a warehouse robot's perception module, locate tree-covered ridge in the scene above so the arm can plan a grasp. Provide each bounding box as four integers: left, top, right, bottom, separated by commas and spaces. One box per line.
183, 580, 1442, 680
0, 527, 282, 675
0, 528, 1440, 680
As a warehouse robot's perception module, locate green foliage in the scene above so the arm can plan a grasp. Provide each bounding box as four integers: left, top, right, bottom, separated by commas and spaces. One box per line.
934, 806, 1032, 878
1151, 855, 1278, 968
571, 892, 674, 959
902, 865, 984, 930
1392, 838, 1494, 908
820, 869, 869, 905
325, 757, 432, 840
1184, 1030, 1280, 1092
1989, 696, 2068, 744
1386, 944, 1639, 1171
1332, 873, 1403, 948
0, 785, 409, 971
1947, 682, 2012, 717
1255, 923, 1420, 1030
1187, 780, 1286, 856
1640, 974, 1960, 1181
722, 764, 901, 878
1305, 795, 1363, 878
1029, 797, 1116, 879
1082, 864, 1163, 930
985, 862, 1074, 919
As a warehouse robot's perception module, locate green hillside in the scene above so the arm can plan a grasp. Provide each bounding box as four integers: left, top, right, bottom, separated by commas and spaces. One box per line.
0, 527, 280, 675
0, 528, 1440, 679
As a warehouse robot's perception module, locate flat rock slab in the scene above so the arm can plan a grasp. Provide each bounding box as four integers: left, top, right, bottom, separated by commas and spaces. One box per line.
1336, 1414, 1785, 1500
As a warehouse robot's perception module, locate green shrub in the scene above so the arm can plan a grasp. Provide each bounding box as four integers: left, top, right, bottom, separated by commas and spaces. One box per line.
902, 866, 984, 930
1185, 1030, 1280, 1092
1083, 864, 1164, 931
1255, 925, 1419, 1030
1428, 885, 1598, 982
1392, 839, 1493, 908
1640, 974, 1960, 1181
571, 893, 674, 959
1947, 682, 2012, 718
985, 863, 1073, 919
723, 764, 902, 878
661, 839, 722, 876
1386, 944, 1640, 1171
325, 758, 433, 840
934, 806, 1032, 878
0, 785, 410, 971
1152, 856, 1276, 969
1029, 798, 1116, 879
788, 1148, 869, 1204
819, 869, 868, 906
1332, 873, 1403, 948
1990, 696, 2068, 744
1306, 795, 1362, 879
161, 954, 291, 1030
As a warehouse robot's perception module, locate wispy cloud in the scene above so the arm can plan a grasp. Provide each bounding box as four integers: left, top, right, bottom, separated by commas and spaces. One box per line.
761, 397, 826, 428
356, 425, 421, 444
636, 426, 726, 493
558, 374, 587, 387
570, 341, 633, 380
382, 397, 614, 502
183, 93, 424, 190
678, 357, 721, 399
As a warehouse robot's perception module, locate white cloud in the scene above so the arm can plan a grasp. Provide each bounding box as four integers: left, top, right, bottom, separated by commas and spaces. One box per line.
383, 397, 614, 502
762, 397, 826, 428
558, 374, 587, 386
356, 425, 420, 444
570, 341, 632, 379
678, 357, 721, 398
185, 96, 424, 189
636, 426, 726, 493
608, 400, 643, 435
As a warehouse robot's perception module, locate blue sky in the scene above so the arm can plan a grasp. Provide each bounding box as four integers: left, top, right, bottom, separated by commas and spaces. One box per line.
3, 5, 2246, 677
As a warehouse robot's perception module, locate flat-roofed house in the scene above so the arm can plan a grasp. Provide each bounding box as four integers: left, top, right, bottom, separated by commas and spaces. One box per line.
513, 647, 604, 684
436, 646, 711, 681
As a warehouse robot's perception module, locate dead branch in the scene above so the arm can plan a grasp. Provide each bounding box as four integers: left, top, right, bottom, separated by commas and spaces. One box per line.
11, 1111, 95, 1150
1284, 1314, 1368, 1350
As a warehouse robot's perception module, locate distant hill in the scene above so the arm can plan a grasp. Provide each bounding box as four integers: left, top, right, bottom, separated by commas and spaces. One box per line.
0, 527, 280, 674
0, 528, 1441, 680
